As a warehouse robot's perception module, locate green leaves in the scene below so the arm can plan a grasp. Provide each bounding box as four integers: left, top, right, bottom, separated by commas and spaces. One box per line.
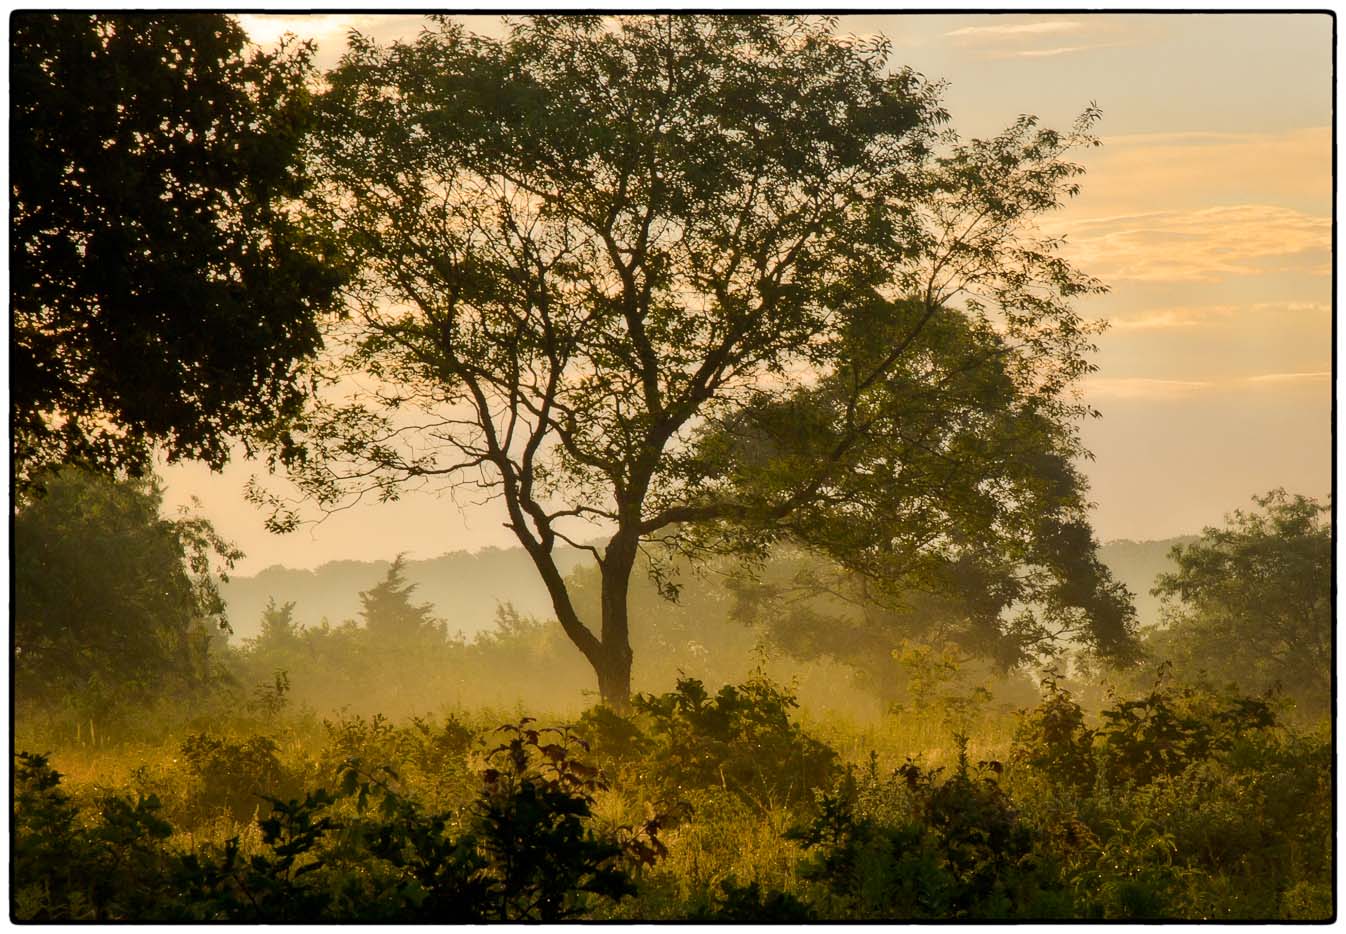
14, 468, 240, 719
11, 14, 345, 485
1149, 491, 1330, 715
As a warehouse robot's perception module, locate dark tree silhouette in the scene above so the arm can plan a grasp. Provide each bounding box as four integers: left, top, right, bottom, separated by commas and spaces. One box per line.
11, 13, 344, 488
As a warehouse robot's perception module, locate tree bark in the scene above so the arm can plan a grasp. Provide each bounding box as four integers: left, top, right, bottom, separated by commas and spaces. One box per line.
595, 644, 634, 713
595, 530, 638, 711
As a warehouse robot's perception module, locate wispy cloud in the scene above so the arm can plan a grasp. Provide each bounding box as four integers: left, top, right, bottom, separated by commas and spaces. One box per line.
944, 18, 1125, 58
945, 21, 1084, 40
1058, 204, 1330, 284
1109, 301, 1327, 332
1244, 371, 1331, 384
990, 42, 1131, 59
1086, 371, 1331, 400
1086, 377, 1214, 400
1072, 128, 1329, 216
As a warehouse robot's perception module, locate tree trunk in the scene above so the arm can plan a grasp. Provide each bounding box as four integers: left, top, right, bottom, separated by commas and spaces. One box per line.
595, 645, 633, 713
595, 532, 638, 711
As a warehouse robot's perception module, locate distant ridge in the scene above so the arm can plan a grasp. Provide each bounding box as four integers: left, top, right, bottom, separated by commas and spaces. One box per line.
218, 537, 1193, 642
1098, 535, 1198, 628
219, 546, 593, 642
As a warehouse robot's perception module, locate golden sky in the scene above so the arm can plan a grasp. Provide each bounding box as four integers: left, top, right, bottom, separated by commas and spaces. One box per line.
163, 12, 1333, 572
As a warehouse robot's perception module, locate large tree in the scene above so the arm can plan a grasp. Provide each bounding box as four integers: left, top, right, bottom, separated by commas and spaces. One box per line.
11, 13, 345, 487
262, 15, 1134, 707
1149, 490, 1331, 715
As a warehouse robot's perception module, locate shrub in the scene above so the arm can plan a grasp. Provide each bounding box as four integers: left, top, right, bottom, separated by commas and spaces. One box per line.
13, 752, 178, 920
632, 674, 839, 809
179, 732, 292, 823
689, 877, 816, 921
13, 717, 666, 922
1095, 676, 1276, 788
789, 739, 1064, 919
1010, 669, 1096, 796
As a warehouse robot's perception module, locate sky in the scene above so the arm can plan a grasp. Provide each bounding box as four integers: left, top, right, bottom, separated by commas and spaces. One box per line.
160, 12, 1333, 575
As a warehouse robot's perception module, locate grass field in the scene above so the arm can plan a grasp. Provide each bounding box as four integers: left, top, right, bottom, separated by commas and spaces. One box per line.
12, 669, 1333, 922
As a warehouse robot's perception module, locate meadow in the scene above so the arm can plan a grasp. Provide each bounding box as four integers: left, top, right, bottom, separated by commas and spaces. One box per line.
13, 664, 1331, 922
12, 13, 1332, 923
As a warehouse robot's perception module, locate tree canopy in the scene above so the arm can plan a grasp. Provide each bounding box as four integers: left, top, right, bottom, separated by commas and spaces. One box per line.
260, 15, 1135, 706
13, 468, 241, 719
11, 13, 345, 488
1149, 490, 1330, 716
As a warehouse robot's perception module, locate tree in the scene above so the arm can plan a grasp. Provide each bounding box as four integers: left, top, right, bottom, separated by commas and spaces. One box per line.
13, 467, 242, 720
1149, 490, 1331, 715
263, 15, 1134, 708
11, 13, 345, 488
358, 555, 448, 646
729, 541, 1131, 707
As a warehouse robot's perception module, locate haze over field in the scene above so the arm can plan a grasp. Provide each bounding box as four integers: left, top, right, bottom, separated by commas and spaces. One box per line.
13, 14, 1333, 922
161, 12, 1332, 577
217, 537, 1194, 644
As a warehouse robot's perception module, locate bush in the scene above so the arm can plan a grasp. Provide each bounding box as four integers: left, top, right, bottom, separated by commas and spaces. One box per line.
689, 877, 816, 921
1010, 669, 1096, 796
1095, 675, 1276, 789
632, 674, 839, 809
789, 739, 1065, 920
179, 732, 293, 823
12, 752, 177, 920
1008, 672, 1322, 920
12, 717, 664, 922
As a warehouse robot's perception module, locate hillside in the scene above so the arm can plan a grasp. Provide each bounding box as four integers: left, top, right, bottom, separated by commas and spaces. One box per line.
218, 546, 593, 642
1099, 535, 1197, 629
219, 537, 1193, 643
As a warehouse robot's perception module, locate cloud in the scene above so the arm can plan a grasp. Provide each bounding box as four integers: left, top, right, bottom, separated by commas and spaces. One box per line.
945, 21, 1084, 40
943, 18, 1125, 58
1109, 301, 1327, 332
238, 13, 354, 49
1085, 371, 1331, 400
1243, 371, 1331, 384
1076, 128, 1329, 214
999, 44, 1109, 58
1109, 306, 1235, 331
1057, 204, 1330, 284
1086, 377, 1214, 400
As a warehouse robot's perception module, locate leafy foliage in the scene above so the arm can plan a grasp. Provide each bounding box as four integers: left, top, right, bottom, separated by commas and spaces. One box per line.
1011, 670, 1097, 796
13, 720, 655, 921
11, 664, 1332, 922
11, 13, 344, 485
470, 721, 646, 919
179, 733, 292, 823
1149, 490, 1330, 716
631, 674, 840, 808
788, 742, 1061, 919
13, 468, 240, 725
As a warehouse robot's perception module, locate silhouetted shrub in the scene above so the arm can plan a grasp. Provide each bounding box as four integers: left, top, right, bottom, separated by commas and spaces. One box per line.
689, 877, 817, 921
789, 739, 1066, 919
1095, 676, 1276, 788
1011, 670, 1097, 796
12, 719, 664, 922
179, 732, 291, 822
633, 674, 839, 808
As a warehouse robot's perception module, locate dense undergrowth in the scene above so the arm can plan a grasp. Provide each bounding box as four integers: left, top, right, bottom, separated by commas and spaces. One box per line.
12, 671, 1332, 922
